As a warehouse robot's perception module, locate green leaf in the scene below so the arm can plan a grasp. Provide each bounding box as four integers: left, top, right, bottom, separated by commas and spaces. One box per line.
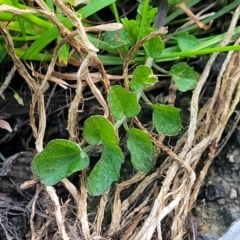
79, 0, 117, 19
22, 0, 116, 59
137, 3, 158, 26
87, 145, 124, 196
121, 18, 139, 44
127, 128, 154, 172
168, 0, 182, 5
0, 51, 7, 63
143, 27, 165, 58
58, 43, 70, 65
45, 0, 54, 10
103, 30, 129, 49
170, 62, 198, 92
130, 65, 157, 92
56, 8, 70, 65
136, 0, 148, 41
31, 139, 89, 186
63, 0, 78, 6
177, 32, 198, 51
103, 29, 130, 54
83, 116, 119, 146
152, 104, 181, 136
13, 92, 24, 105
108, 86, 141, 120
21, 28, 58, 60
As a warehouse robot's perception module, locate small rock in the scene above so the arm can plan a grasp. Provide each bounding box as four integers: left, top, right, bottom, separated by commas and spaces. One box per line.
217, 198, 226, 205
197, 232, 219, 240
219, 218, 240, 240
230, 188, 237, 199
205, 183, 227, 201
226, 148, 240, 163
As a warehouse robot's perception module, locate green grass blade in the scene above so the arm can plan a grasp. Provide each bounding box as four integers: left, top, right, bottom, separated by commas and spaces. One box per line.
21, 0, 117, 60
78, 0, 117, 19
21, 27, 58, 59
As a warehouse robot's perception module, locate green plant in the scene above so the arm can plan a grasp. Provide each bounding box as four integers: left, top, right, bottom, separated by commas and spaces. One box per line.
1, 0, 240, 197
32, 62, 196, 196
0, 0, 239, 63
28, 0, 240, 196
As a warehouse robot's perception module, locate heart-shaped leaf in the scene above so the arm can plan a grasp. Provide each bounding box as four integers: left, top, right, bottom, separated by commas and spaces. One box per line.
143, 27, 165, 58
87, 145, 124, 196
130, 65, 157, 92
152, 104, 181, 136
83, 116, 118, 146
32, 139, 89, 186
108, 85, 140, 120
170, 62, 198, 92
127, 128, 154, 172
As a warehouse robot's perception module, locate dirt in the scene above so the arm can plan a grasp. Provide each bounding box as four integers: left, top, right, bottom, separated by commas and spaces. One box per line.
194, 129, 240, 239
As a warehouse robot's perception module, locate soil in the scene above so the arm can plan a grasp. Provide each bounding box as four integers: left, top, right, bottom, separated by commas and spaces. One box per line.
194, 130, 240, 240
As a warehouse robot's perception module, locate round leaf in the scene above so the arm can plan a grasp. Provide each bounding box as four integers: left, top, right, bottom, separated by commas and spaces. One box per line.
83, 116, 119, 146
127, 128, 154, 172
87, 145, 124, 196
108, 85, 141, 120
152, 104, 181, 136
130, 65, 157, 92
32, 139, 89, 186
143, 28, 165, 58
170, 62, 198, 92
177, 32, 198, 51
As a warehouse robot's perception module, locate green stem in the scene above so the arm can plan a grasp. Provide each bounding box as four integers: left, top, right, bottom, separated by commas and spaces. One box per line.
158, 45, 240, 60
141, 92, 152, 106
83, 144, 99, 153
110, 2, 120, 23
0, 36, 39, 41
152, 63, 168, 74
0, 4, 53, 30
12, 0, 26, 37
0, 45, 52, 61
114, 116, 127, 130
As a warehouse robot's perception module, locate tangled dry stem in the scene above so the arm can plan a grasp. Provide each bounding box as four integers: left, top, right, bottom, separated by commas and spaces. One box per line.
1, 1, 240, 239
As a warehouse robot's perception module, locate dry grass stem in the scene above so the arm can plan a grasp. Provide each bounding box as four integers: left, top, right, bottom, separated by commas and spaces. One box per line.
46, 186, 69, 240
0, 64, 17, 97
95, 192, 109, 236
176, 2, 213, 30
